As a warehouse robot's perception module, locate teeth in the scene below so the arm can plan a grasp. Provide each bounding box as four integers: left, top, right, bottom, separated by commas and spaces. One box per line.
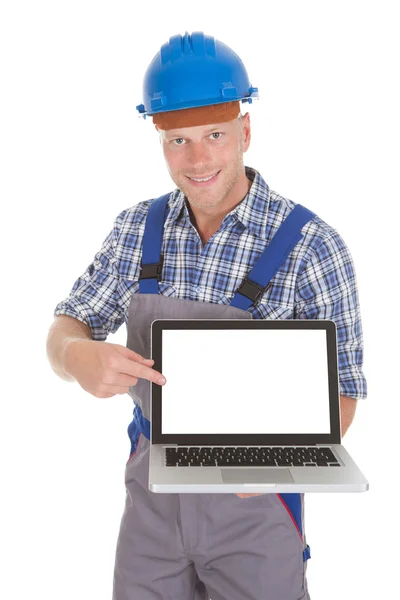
190, 172, 217, 182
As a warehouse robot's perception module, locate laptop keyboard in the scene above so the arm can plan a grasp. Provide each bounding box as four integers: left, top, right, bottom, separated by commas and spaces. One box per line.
165, 446, 341, 467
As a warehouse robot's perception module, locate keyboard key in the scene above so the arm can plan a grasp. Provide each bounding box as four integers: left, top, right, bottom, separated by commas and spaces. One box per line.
165, 446, 341, 468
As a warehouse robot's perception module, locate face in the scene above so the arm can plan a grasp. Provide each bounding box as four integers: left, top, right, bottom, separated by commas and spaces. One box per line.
158, 113, 251, 210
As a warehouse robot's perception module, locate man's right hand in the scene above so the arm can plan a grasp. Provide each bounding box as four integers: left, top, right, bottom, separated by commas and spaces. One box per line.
64, 339, 166, 398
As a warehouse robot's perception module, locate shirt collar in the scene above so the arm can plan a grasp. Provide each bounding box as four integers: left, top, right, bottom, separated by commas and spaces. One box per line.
163, 166, 271, 240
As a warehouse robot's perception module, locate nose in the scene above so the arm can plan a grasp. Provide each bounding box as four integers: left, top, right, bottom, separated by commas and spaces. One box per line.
187, 141, 212, 170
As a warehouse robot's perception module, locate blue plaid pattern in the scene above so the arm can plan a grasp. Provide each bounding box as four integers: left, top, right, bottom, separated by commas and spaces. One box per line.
54, 166, 367, 399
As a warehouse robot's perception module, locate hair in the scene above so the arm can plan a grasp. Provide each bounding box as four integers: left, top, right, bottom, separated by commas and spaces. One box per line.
153, 101, 241, 130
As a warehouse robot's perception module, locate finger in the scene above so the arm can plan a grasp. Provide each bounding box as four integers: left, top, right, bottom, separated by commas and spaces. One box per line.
137, 355, 154, 363
117, 346, 153, 364
117, 354, 166, 385
116, 346, 155, 367
236, 493, 264, 498
98, 384, 132, 396
102, 373, 139, 386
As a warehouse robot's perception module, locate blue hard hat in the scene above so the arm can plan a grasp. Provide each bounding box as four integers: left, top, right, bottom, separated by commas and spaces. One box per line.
136, 31, 259, 118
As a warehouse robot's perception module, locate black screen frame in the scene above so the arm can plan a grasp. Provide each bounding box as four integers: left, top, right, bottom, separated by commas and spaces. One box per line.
150, 319, 341, 445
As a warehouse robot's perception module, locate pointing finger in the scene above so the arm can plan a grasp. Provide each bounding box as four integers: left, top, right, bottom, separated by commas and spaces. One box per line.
118, 354, 166, 385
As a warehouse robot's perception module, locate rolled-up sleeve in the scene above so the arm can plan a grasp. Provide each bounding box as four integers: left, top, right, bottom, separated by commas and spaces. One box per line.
54, 209, 128, 341
295, 230, 367, 400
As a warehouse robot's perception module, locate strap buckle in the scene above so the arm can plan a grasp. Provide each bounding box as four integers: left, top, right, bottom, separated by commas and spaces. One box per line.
236, 277, 271, 304
139, 255, 164, 280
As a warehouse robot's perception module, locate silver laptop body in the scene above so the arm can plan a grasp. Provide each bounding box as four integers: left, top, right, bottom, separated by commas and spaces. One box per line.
148, 319, 369, 493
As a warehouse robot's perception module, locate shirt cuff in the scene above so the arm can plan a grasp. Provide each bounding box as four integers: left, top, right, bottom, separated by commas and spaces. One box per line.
339, 366, 368, 400
53, 305, 108, 341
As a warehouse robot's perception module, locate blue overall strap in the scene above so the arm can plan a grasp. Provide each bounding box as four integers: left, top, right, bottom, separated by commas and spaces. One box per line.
127, 404, 151, 461
303, 545, 311, 561
229, 204, 316, 310
138, 193, 171, 294
278, 493, 312, 562
131, 404, 151, 440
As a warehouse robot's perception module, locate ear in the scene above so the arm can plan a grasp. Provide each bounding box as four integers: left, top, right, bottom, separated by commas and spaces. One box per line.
242, 112, 251, 151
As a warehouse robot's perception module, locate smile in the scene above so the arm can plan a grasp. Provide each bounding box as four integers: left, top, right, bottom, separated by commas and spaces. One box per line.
187, 171, 221, 185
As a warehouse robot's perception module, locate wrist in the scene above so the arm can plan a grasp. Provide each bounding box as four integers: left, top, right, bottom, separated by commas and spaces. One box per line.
63, 338, 91, 381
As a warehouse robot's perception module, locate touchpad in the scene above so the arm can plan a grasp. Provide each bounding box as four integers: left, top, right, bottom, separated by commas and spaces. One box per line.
221, 468, 294, 484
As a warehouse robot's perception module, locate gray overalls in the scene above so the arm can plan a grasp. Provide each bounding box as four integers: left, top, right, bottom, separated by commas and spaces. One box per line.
112, 193, 315, 600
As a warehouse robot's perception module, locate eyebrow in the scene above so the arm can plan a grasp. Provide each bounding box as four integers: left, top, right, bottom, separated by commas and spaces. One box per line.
166, 125, 223, 137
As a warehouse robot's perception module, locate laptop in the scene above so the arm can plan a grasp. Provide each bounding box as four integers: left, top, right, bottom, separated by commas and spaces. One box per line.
148, 319, 369, 493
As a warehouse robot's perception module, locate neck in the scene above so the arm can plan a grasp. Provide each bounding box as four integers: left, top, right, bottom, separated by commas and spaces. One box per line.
186, 173, 252, 239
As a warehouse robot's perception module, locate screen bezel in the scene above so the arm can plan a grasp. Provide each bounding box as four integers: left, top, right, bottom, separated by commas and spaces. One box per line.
150, 319, 341, 445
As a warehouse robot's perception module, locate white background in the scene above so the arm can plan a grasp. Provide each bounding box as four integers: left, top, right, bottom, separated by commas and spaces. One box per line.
1, 1, 398, 598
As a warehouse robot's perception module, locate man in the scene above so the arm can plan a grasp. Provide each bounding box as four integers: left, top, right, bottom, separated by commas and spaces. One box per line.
47, 31, 367, 600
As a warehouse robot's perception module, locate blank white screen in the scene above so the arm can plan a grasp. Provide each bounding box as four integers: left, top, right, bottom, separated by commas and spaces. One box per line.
161, 329, 331, 434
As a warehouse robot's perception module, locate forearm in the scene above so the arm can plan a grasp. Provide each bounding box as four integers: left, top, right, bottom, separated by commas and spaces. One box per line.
340, 395, 357, 437
46, 315, 93, 382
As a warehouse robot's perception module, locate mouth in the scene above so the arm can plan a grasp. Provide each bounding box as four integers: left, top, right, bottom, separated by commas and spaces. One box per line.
186, 170, 221, 187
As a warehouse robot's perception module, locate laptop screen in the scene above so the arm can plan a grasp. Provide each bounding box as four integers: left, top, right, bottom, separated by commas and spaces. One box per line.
160, 328, 331, 435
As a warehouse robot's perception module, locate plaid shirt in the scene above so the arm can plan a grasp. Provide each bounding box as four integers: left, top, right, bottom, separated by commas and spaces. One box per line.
54, 166, 367, 400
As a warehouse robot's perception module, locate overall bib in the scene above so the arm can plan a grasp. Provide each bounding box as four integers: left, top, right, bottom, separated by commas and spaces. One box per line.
112, 194, 315, 600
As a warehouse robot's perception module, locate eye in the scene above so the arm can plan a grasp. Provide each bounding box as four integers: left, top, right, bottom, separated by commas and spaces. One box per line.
172, 138, 185, 145
210, 132, 223, 139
